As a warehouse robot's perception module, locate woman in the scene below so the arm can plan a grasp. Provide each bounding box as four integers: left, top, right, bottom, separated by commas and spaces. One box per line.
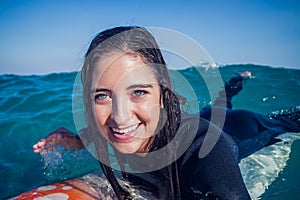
34, 26, 252, 199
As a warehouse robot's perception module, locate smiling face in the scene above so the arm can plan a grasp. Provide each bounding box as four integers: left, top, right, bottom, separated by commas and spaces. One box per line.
92, 52, 162, 154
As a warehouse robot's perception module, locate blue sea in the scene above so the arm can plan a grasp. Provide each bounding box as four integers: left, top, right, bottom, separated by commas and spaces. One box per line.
1, 64, 299, 199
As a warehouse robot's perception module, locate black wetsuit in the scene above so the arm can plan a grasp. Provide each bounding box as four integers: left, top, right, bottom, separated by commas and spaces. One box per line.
200, 75, 300, 159
178, 116, 251, 199
119, 115, 251, 199
114, 75, 300, 199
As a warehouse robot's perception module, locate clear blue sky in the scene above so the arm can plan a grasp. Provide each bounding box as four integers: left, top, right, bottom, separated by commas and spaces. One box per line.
0, 0, 299, 74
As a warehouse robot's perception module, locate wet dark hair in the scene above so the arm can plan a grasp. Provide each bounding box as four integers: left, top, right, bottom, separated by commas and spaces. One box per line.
81, 26, 182, 199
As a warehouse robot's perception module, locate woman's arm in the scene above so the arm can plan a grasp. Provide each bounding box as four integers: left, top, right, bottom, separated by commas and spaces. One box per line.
213, 71, 252, 109
33, 127, 87, 153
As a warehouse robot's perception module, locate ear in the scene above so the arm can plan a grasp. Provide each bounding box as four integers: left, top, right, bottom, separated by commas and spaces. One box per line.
160, 96, 164, 108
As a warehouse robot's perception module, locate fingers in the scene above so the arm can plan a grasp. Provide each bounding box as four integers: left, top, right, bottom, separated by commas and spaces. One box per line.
239, 71, 253, 78
32, 128, 78, 154
33, 139, 46, 153
33, 133, 63, 154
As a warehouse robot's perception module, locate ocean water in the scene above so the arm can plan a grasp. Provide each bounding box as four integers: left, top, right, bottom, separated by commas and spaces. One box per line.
1, 64, 299, 199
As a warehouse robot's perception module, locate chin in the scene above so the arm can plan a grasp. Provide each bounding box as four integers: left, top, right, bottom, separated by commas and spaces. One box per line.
113, 144, 138, 154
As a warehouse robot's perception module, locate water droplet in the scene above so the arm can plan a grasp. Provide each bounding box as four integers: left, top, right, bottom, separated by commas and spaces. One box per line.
262, 97, 268, 102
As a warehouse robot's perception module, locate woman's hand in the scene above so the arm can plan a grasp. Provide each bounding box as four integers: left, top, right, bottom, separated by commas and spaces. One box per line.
238, 71, 253, 78
33, 127, 84, 154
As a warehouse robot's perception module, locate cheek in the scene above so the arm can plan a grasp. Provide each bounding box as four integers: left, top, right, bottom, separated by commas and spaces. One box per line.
138, 102, 161, 125
94, 105, 111, 127
149, 104, 161, 122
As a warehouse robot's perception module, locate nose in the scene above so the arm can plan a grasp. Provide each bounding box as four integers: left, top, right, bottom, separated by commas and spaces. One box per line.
111, 95, 131, 125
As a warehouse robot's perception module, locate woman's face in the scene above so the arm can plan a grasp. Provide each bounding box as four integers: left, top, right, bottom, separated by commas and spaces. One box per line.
92, 53, 161, 154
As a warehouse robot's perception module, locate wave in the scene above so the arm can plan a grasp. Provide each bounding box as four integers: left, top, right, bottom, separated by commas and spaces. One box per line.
1, 64, 299, 199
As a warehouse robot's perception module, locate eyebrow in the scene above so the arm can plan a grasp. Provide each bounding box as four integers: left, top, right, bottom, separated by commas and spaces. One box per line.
126, 84, 154, 90
94, 88, 110, 93
93, 84, 155, 94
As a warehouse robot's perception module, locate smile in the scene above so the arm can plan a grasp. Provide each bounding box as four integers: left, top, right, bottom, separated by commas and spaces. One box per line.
111, 124, 140, 135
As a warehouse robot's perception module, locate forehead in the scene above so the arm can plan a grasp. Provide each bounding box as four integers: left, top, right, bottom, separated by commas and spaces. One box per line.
92, 53, 158, 88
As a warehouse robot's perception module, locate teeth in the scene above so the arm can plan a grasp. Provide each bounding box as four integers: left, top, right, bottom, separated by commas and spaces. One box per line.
112, 124, 139, 134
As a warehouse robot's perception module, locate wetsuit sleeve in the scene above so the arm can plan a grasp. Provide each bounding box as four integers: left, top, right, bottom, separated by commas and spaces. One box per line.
180, 122, 251, 199
213, 75, 249, 109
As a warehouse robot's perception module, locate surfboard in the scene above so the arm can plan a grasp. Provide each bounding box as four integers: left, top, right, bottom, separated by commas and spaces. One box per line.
11, 173, 116, 200
11, 172, 155, 200
13, 181, 97, 200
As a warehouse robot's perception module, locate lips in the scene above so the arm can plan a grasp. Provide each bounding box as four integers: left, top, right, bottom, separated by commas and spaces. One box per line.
111, 124, 140, 140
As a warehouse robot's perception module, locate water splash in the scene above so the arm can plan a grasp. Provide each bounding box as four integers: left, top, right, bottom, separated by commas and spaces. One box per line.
41, 145, 98, 181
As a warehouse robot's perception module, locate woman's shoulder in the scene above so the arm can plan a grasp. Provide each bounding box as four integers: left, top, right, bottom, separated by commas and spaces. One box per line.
178, 113, 237, 167
180, 112, 217, 138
